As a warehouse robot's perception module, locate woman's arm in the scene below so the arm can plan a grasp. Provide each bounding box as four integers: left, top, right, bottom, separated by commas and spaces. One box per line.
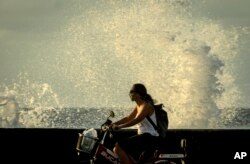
112, 107, 137, 125
118, 104, 152, 129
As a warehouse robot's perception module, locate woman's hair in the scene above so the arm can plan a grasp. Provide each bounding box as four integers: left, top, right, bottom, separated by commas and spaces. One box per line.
130, 83, 154, 104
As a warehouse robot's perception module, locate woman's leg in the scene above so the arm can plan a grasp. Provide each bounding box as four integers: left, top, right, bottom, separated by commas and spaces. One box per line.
113, 143, 135, 164
113, 133, 157, 163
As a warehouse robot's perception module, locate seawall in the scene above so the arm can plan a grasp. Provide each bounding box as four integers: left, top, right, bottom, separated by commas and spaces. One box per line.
0, 128, 249, 164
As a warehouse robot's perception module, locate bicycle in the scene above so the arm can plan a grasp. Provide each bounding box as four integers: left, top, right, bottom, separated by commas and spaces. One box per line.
76, 111, 187, 164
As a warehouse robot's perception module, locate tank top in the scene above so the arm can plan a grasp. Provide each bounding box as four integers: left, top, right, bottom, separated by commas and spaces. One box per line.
137, 110, 159, 136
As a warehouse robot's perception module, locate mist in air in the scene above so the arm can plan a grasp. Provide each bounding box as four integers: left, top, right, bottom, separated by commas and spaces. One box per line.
0, 0, 250, 129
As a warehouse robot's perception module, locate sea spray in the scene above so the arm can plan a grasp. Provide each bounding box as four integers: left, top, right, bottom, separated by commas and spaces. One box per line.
0, 0, 247, 129
0, 73, 62, 128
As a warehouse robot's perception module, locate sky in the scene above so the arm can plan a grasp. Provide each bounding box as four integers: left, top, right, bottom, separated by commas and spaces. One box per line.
0, 0, 250, 107
195, 0, 250, 26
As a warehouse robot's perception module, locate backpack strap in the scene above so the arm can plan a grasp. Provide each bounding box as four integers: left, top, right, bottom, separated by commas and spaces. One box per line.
146, 104, 164, 134
146, 116, 159, 132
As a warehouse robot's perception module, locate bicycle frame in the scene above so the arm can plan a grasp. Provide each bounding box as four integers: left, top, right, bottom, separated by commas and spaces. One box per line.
92, 128, 120, 164
76, 111, 187, 164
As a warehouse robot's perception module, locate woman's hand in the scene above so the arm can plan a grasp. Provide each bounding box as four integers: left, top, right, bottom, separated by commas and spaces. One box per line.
110, 123, 120, 131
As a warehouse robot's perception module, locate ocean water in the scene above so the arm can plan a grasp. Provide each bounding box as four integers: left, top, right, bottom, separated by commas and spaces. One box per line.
0, 0, 250, 129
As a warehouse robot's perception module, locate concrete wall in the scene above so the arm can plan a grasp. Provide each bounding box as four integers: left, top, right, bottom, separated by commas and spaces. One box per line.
0, 128, 249, 163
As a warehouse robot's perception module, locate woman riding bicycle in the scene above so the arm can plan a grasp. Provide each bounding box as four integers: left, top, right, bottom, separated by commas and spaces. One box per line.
111, 83, 160, 164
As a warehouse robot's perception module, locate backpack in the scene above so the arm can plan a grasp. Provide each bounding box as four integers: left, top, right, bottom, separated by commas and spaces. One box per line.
146, 104, 169, 138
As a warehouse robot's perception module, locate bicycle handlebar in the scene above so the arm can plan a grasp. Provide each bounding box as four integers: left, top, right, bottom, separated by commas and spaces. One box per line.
101, 118, 114, 132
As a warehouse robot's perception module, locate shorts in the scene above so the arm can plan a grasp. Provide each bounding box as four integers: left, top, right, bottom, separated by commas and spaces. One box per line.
117, 133, 159, 161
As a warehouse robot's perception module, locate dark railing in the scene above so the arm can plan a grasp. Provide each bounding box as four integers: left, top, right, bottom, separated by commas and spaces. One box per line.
0, 128, 249, 163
